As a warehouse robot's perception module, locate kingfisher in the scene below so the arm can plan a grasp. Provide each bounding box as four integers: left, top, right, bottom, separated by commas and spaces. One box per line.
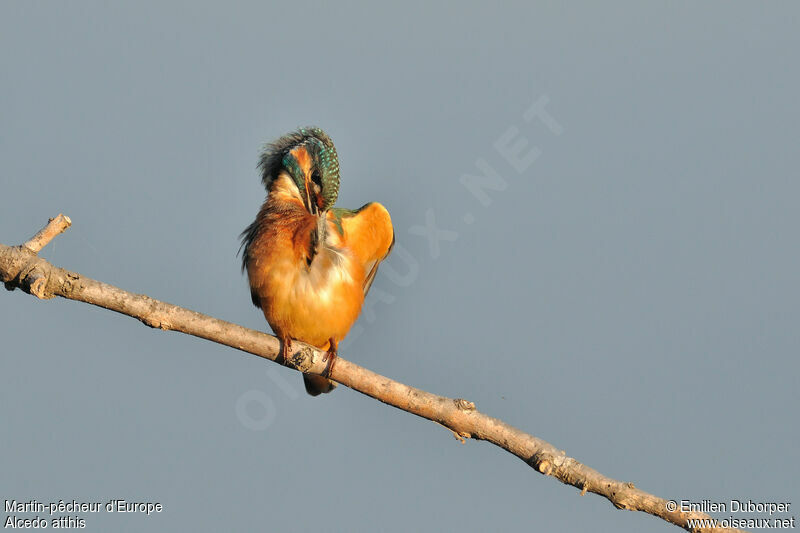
240, 127, 395, 396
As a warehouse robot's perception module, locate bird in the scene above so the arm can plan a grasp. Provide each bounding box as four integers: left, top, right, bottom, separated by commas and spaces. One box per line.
240, 127, 395, 396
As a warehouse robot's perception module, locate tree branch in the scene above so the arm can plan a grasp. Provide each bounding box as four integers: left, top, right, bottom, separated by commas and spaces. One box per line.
22, 214, 72, 252
0, 215, 746, 533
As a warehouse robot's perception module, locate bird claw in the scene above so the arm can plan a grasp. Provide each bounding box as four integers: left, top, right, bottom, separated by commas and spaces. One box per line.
322, 338, 338, 377
280, 337, 293, 365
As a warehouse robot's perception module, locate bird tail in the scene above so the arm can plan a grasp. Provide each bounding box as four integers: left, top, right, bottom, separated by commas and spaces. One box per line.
303, 374, 337, 396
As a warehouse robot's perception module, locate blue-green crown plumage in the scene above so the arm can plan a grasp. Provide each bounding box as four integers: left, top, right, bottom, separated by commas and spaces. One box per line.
240, 127, 339, 273
258, 126, 340, 211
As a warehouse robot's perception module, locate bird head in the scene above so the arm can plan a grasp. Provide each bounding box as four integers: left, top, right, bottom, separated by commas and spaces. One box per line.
259, 127, 340, 217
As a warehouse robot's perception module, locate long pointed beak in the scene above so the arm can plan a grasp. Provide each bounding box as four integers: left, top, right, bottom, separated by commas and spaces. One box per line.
303, 175, 317, 216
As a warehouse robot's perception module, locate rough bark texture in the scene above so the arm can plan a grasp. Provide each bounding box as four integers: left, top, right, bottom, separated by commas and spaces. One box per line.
0, 215, 747, 533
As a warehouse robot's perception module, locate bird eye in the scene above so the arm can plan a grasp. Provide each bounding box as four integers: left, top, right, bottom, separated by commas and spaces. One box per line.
310, 170, 322, 187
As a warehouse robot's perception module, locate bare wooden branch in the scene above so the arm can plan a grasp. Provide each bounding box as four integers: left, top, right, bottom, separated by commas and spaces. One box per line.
22, 214, 72, 253
0, 215, 747, 533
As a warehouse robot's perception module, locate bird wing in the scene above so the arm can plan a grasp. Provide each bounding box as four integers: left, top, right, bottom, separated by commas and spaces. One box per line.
329, 202, 395, 296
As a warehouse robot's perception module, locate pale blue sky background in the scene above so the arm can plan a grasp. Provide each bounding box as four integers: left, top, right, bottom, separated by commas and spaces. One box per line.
2, 2, 798, 532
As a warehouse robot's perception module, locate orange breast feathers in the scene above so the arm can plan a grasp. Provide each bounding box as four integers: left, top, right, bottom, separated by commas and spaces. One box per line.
245, 196, 394, 350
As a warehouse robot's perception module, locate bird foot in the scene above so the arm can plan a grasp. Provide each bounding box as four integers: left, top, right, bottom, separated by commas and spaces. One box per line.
322, 337, 338, 378
280, 337, 293, 366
